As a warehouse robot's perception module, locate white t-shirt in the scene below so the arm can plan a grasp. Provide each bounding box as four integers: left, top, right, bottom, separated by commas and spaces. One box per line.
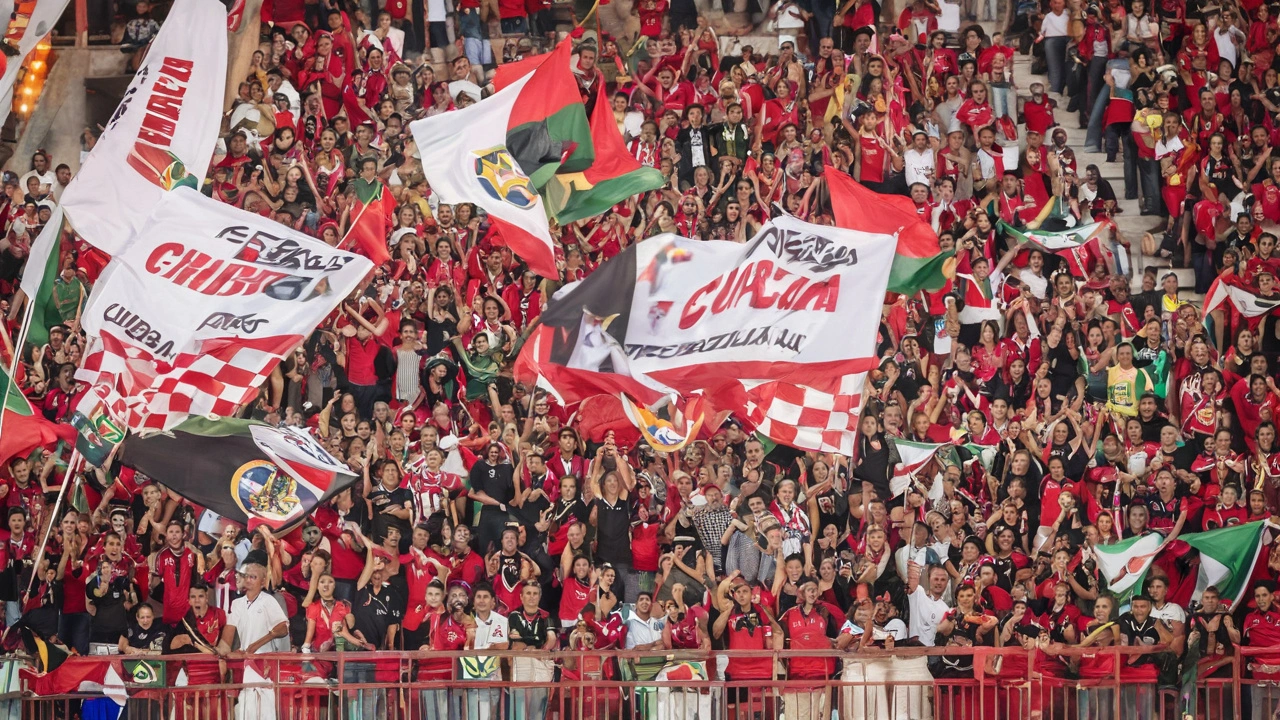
227, 591, 290, 653
1019, 268, 1049, 299
908, 585, 950, 646
1150, 602, 1187, 627
625, 613, 665, 649
474, 610, 510, 650
1042, 10, 1069, 38
904, 147, 936, 188
1215, 26, 1244, 68
427, 0, 449, 22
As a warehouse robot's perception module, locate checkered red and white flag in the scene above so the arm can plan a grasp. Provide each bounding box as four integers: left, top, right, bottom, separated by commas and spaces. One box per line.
78, 330, 303, 432
742, 373, 867, 455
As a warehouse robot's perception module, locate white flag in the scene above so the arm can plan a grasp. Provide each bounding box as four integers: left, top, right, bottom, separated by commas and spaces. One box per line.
61, 0, 227, 254
76, 187, 372, 431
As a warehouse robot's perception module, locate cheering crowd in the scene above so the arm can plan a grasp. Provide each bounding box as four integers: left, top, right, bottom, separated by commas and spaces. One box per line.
8, 0, 1280, 717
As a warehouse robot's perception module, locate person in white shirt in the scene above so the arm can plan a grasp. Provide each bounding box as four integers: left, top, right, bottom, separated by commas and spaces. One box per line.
907, 564, 951, 647
216, 563, 289, 719
217, 563, 288, 655
1145, 576, 1187, 655
466, 583, 509, 719
903, 129, 936, 188
624, 592, 666, 650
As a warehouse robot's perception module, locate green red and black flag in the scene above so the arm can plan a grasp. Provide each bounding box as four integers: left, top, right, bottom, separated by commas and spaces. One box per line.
344, 178, 394, 266
118, 417, 359, 531
826, 167, 953, 296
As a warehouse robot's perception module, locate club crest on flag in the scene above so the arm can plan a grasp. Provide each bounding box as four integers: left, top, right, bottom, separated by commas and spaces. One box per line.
473, 146, 536, 209
232, 460, 310, 525
127, 143, 199, 192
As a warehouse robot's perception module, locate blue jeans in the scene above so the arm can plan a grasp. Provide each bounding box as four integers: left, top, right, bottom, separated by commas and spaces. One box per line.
419, 688, 452, 720
466, 685, 502, 719
1081, 57, 1108, 135
1045, 36, 1069, 94
509, 687, 548, 719
1086, 59, 1129, 150
500, 16, 528, 34
344, 661, 383, 720
60, 612, 92, 655
459, 9, 493, 66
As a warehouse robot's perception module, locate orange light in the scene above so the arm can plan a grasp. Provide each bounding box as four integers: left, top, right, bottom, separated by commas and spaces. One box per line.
35, 42, 49, 51
21, 88, 31, 96
19, 104, 28, 113
30, 61, 41, 70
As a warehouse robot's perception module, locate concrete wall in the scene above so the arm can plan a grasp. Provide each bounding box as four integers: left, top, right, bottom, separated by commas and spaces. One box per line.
4, 46, 129, 176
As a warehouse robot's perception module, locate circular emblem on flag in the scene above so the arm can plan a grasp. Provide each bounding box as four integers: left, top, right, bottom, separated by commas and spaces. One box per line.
231, 460, 312, 525
473, 146, 536, 209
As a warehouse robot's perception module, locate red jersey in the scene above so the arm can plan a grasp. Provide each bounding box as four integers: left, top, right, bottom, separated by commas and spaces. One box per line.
779, 605, 836, 679
305, 599, 352, 648
400, 550, 445, 631
154, 545, 198, 625
858, 134, 886, 184
724, 604, 774, 680
417, 611, 468, 679
559, 575, 592, 622
1243, 607, 1280, 677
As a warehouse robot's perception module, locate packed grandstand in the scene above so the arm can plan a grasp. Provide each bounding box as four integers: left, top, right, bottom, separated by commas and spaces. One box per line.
0, 0, 1278, 718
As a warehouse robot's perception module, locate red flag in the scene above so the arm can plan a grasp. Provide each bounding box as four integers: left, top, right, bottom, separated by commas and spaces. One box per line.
344, 179, 393, 266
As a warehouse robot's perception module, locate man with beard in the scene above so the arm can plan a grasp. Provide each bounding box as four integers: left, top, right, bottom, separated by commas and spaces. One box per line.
414, 580, 468, 719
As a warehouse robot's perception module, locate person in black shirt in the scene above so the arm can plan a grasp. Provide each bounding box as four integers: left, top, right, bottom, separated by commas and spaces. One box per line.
469, 443, 516, 555
341, 536, 404, 719
590, 434, 639, 602
86, 534, 137, 646
368, 458, 413, 548
120, 604, 167, 655
508, 581, 557, 718
1117, 593, 1169, 715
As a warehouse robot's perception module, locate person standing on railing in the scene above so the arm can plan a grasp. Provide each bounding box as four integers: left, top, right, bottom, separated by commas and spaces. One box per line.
462, 582, 509, 720
216, 562, 290, 720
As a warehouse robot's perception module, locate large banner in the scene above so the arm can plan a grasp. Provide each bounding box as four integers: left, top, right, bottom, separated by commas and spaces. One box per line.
520, 214, 895, 404
75, 187, 372, 432
61, 0, 227, 254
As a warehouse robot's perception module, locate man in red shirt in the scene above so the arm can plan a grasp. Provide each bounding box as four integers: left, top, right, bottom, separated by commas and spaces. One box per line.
777, 579, 838, 720
497, 0, 528, 34
713, 573, 781, 718
152, 520, 202, 626
1245, 580, 1280, 720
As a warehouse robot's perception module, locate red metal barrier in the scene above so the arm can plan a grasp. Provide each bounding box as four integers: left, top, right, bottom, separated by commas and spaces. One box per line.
14, 646, 1277, 719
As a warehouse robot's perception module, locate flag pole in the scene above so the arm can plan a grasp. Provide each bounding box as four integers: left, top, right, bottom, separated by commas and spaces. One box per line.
0, 300, 35, 471
27, 449, 82, 596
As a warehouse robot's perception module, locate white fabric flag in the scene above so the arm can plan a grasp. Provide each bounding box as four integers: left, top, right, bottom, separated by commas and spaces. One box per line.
61, 0, 227, 254
81, 187, 372, 358
0, 0, 72, 129
76, 187, 371, 431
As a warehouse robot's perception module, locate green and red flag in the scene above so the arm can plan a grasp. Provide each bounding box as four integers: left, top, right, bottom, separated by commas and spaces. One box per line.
826, 168, 953, 295
494, 48, 664, 224
0, 363, 75, 466
344, 178, 394, 266
18, 204, 68, 348
410, 39, 595, 278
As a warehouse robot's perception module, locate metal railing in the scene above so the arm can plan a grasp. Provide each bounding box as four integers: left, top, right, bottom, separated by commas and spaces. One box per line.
16, 645, 1280, 719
